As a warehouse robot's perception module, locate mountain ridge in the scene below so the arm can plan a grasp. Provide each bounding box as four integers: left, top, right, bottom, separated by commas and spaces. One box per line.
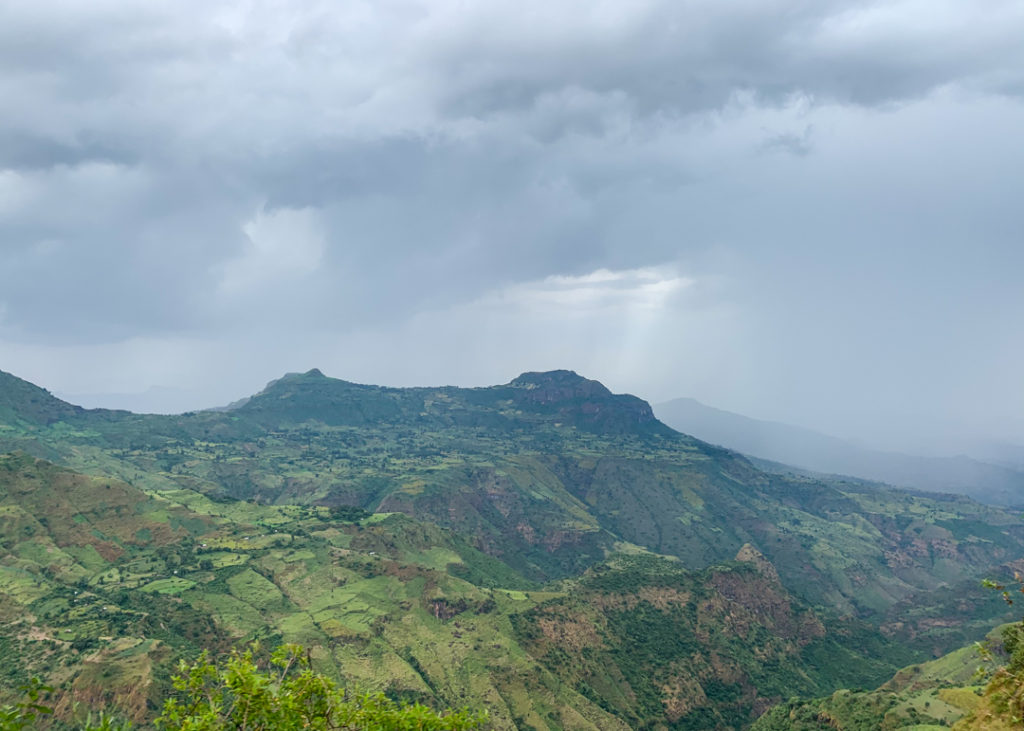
1, 367, 669, 437
656, 396, 1024, 506
220, 367, 672, 436
0, 369, 85, 426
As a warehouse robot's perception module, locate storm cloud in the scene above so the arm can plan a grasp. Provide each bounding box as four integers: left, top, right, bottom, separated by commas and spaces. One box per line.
1, 0, 1022, 450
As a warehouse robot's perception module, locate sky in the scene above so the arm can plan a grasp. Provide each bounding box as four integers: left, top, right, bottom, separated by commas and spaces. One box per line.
1, 0, 1023, 453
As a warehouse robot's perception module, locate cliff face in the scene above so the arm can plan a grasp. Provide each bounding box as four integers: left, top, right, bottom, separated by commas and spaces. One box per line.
510, 370, 615, 403
509, 370, 663, 433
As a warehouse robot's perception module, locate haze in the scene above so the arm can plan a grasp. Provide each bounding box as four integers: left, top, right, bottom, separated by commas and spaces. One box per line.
1, 0, 1022, 454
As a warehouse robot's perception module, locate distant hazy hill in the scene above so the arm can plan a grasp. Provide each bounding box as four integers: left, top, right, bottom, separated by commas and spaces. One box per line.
656, 397, 1024, 507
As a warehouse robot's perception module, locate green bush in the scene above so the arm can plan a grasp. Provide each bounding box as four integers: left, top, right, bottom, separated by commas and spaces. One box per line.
157, 643, 486, 730
0, 646, 486, 731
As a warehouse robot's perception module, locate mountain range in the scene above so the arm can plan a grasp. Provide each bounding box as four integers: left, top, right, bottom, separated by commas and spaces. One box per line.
0, 367, 1022, 729
656, 397, 1024, 507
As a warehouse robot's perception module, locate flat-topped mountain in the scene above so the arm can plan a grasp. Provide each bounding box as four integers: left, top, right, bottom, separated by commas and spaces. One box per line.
233, 368, 668, 435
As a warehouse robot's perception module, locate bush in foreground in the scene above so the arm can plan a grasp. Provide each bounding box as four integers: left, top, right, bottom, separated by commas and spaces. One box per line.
1, 645, 486, 731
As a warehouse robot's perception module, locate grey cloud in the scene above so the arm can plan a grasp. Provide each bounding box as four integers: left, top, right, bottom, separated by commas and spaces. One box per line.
760, 126, 813, 156
427, 1, 1024, 121
0, 0, 1022, 448
0, 162, 250, 342
0, 131, 138, 171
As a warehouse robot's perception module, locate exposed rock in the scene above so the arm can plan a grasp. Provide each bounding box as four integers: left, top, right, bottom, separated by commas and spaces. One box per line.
735, 543, 782, 584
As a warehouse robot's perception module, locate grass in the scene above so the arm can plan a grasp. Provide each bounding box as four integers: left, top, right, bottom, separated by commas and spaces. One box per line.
186, 592, 265, 636
204, 551, 250, 568
140, 577, 196, 594
226, 569, 284, 610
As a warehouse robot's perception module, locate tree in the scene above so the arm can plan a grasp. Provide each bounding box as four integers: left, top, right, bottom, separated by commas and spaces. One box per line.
0, 679, 131, 731
0, 679, 53, 731
157, 644, 486, 731
0, 646, 485, 731
955, 575, 1024, 729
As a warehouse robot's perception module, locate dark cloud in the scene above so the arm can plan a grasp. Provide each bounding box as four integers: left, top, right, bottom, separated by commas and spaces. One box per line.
0, 132, 138, 171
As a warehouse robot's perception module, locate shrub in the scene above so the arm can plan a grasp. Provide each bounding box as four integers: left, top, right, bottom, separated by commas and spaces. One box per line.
156, 643, 487, 730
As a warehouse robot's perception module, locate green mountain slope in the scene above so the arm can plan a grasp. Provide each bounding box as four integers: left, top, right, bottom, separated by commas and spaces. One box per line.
0, 370, 83, 427
0, 453, 231, 719
749, 623, 1011, 730
2, 368, 1024, 727
512, 548, 918, 729
1, 368, 1022, 623
0, 454, 932, 729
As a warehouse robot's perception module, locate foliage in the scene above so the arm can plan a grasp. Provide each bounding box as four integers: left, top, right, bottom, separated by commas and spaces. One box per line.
749, 583, 1024, 730
327, 506, 370, 523
156, 644, 486, 731
951, 575, 1024, 728
0, 678, 131, 731
0, 648, 485, 731
0, 679, 53, 731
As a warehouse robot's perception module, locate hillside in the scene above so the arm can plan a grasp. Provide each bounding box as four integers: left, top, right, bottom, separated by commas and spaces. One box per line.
655, 397, 1024, 507
0, 453, 935, 729
749, 631, 995, 729
2, 368, 1022, 619
1, 368, 1024, 727
748, 616, 1024, 731
512, 548, 919, 729
0, 370, 84, 428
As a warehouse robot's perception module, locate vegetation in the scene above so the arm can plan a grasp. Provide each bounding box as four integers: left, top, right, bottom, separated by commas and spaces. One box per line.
2, 367, 1023, 728
749, 584, 1024, 730
0, 645, 484, 731
749, 636, 994, 729
0, 679, 58, 731
158, 643, 484, 730
1, 368, 1021, 618
512, 552, 920, 728
950, 576, 1024, 729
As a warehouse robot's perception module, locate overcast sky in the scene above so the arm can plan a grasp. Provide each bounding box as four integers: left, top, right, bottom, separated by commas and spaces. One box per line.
1, 0, 1023, 452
